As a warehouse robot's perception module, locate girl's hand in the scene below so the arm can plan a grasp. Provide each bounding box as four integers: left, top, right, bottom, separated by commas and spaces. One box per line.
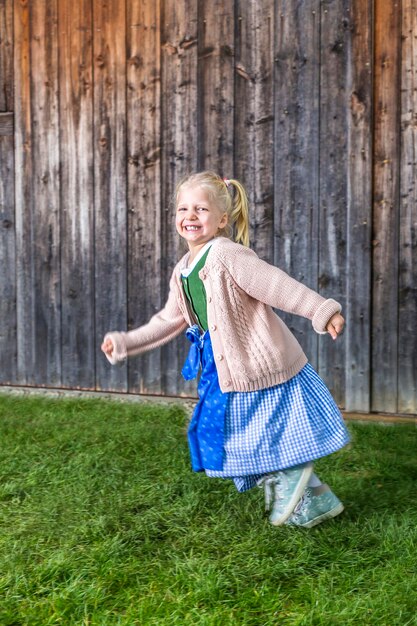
101, 338, 114, 357
326, 313, 345, 340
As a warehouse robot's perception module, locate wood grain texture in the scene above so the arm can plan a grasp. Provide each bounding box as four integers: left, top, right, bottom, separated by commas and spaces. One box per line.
0, 0, 13, 111
2, 0, 416, 415
59, 0, 95, 389
14, 0, 61, 386
234, 0, 274, 263
13, 0, 31, 385
372, 0, 401, 412
0, 0, 15, 382
345, 0, 373, 412
0, 111, 13, 134
197, 0, 234, 174
126, 0, 162, 394
93, 0, 128, 392
0, 130, 16, 382
274, 0, 320, 369
317, 0, 350, 406
398, 0, 417, 413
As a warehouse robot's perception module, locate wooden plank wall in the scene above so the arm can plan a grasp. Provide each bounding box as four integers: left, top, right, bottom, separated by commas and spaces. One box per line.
14, 1, 61, 386
1, 0, 416, 415
372, 0, 401, 414
345, 0, 373, 412
398, 0, 417, 413
59, 0, 95, 389
0, 0, 15, 383
127, 0, 162, 395
274, 0, 321, 381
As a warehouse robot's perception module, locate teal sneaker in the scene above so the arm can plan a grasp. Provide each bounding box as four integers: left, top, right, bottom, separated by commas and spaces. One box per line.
258, 462, 313, 526
285, 484, 344, 528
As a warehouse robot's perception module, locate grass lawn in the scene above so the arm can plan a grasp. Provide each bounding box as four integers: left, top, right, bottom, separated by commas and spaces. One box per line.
0, 393, 416, 625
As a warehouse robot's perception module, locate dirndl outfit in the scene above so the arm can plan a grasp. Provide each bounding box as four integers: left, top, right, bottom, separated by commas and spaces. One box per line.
181, 243, 350, 493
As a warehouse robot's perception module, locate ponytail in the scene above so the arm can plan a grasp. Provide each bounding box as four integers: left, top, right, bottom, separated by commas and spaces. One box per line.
225, 178, 250, 247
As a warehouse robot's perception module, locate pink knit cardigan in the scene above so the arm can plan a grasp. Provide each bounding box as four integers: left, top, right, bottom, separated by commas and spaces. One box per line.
104, 237, 341, 393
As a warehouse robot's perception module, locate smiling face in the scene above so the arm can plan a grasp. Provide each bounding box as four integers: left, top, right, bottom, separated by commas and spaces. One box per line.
175, 185, 228, 259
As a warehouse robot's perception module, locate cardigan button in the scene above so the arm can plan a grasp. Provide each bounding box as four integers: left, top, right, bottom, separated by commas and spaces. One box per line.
210, 324, 217, 331
208, 296, 212, 303
225, 380, 231, 387
217, 354, 223, 361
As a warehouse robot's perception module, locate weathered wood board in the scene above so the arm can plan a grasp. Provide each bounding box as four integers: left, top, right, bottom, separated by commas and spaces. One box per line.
1, 0, 416, 415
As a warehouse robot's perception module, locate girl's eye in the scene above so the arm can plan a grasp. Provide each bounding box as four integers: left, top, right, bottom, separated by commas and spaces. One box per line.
197, 206, 208, 211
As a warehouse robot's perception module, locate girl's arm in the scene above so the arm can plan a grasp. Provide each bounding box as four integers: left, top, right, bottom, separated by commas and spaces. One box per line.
219, 244, 342, 334
102, 271, 187, 364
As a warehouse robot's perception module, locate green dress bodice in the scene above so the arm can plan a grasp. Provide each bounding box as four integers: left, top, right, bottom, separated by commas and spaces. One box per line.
181, 248, 210, 331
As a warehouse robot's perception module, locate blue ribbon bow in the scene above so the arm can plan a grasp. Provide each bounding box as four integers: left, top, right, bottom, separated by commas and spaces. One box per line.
181, 325, 206, 380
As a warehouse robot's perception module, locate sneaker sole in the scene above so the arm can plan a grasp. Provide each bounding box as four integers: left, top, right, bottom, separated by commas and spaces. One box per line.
269, 463, 314, 526
298, 502, 345, 528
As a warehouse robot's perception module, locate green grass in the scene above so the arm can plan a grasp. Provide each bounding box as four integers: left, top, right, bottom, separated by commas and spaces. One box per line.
0, 394, 417, 625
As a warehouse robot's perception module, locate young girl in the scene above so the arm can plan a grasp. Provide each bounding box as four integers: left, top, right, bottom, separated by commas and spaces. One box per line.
102, 171, 350, 529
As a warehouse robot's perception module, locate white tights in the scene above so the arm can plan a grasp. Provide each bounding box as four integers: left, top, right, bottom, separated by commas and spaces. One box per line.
307, 471, 323, 488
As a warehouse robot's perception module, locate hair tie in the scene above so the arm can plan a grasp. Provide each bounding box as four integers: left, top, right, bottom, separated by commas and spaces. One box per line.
223, 178, 231, 188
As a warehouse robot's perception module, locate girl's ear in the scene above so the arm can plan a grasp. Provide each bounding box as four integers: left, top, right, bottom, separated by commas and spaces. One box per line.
219, 212, 228, 228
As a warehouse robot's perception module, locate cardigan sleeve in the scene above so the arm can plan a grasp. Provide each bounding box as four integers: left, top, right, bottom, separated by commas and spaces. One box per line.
103, 269, 188, 364
217, 243, 341, 334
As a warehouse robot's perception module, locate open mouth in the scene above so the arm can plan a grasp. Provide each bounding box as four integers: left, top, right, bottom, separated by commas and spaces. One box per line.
184, 225, 201, 231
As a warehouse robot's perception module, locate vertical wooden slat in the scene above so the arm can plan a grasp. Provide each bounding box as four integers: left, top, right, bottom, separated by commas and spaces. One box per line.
0, 130, 15, 383
94, 0, 128, 392
317, 0, 350, 406
126, 0, 162, 394
13, 0, 31, 385
274, 0, 320, 367
234, 0, 274, 263
31, 0, 61, 386
372, 0, 401, 413
15, 0, 61, 386
398, 0, 417, 413
0, 0, 15, 383
0, 0, 13, 111
59, 0, 95, 389
160, 0, 198, 395
345, 0, 373, 412
198, 0, 234, 174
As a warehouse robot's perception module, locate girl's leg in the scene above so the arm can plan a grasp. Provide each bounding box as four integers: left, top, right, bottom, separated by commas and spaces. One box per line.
307, 472, 323, 487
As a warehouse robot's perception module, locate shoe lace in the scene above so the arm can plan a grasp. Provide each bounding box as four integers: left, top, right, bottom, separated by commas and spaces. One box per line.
291, 489, 312, 519
258, 473, 287, 512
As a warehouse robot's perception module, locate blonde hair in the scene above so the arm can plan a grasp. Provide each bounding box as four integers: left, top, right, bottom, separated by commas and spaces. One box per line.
175, 171, 250, 246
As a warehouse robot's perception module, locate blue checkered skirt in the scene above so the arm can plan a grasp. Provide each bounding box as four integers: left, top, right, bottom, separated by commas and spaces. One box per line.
183, 327, 350, 492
